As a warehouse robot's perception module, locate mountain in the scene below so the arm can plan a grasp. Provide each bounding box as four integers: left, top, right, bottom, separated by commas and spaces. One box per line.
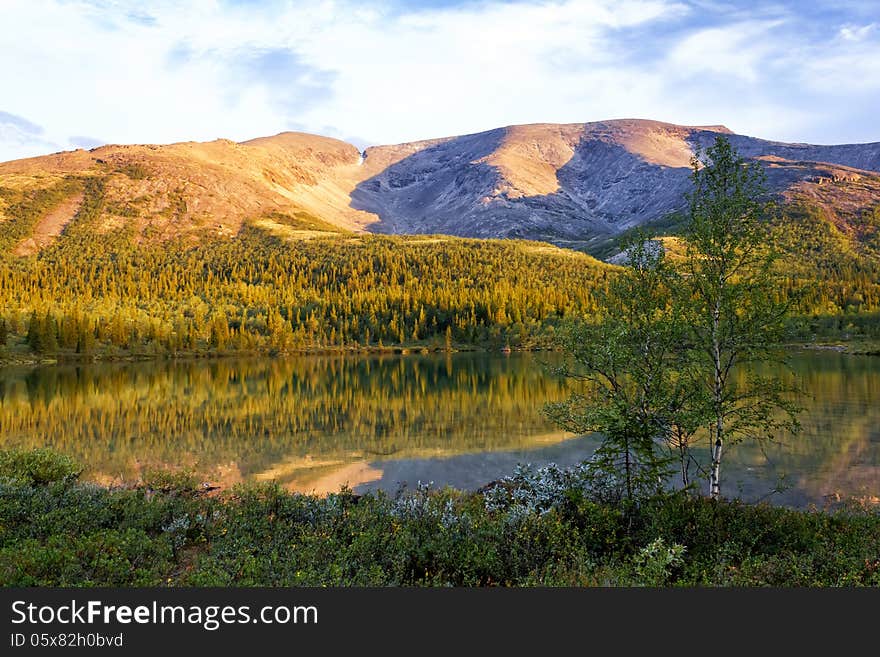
1, 118, 879, 257
0, 132, 373, 253
353, 119, 880, 251
1, 119, 878, 363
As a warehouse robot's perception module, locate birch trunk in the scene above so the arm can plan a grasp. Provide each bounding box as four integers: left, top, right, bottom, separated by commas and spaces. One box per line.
709, 431, 722, 499
708, 296, 724, 499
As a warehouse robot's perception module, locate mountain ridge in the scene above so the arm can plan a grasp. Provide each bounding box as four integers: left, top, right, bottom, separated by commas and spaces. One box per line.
1, 118, 879, 256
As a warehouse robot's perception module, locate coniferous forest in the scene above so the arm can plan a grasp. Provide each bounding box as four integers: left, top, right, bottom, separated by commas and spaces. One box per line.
0, 177, 612, 359
0, 173, 878, 363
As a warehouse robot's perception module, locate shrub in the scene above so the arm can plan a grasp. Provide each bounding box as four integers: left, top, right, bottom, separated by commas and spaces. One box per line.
141, 467, 200, 495
632, 537, 687, 586
0, 448, 82, 486
2, 449, 880, 587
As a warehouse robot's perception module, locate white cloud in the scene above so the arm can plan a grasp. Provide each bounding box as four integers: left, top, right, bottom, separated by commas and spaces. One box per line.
0, 0, 693, 158
0, 0, 878, 161
800, 23, 880, 95
839, 22, 876, 41
666, 20, 786, 83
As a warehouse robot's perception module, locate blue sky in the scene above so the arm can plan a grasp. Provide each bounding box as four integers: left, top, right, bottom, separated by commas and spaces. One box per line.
0, 0, 878, 160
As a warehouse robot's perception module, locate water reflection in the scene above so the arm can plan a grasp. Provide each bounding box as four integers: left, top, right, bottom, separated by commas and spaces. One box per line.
719, 353, 880, 507
0, 351, 877, 507
0, 353, 571, 488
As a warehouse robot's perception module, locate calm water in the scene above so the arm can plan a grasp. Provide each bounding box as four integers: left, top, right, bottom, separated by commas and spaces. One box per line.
0, 351, 877, 508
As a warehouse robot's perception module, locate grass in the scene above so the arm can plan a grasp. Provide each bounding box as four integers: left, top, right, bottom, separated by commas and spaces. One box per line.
2, 449, 879, 587
257, 210, 350, 234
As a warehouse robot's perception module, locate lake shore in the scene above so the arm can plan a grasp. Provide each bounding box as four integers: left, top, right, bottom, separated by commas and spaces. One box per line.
0, 342, 532, 368
2, 447, 879, 587
2, 334, 879, 369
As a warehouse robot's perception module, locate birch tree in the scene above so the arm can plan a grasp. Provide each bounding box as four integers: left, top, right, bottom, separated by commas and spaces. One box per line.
681, 136, 800, 499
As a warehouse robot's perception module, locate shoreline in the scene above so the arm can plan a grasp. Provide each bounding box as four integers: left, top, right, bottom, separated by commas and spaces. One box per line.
2, 338, 877, 369
0, 343, 557, 369
3, 446, 880, 587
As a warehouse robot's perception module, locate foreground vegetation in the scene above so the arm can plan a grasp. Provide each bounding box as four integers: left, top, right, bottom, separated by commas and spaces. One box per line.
1, 448, 879, 587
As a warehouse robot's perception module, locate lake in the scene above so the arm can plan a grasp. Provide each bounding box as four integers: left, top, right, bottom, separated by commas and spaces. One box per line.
0, 351, 877, 508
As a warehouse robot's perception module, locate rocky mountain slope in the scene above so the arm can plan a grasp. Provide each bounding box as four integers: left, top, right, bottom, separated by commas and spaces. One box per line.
1, 118, 879, 256
353, 119, 880, 251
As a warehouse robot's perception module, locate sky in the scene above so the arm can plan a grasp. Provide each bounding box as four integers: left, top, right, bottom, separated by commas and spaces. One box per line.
1, 0, 878, 161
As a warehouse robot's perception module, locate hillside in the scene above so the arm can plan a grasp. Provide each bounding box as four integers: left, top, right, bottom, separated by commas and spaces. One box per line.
0, 132, 373, 253
353, 119, 880, 252
0, 226, 612, 361
2, 119, 880, 258
0, 118, 879, 364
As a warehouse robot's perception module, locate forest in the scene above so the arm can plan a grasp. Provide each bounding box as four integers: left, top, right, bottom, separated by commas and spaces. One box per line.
0, 173, 878, 362
0, 175, 611, 358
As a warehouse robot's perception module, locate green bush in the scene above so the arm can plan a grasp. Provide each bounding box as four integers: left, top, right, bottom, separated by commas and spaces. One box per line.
141, 467, 200, 495
0, 529, 174, 587
2, 449, 880, 587
0, 448, 82, 485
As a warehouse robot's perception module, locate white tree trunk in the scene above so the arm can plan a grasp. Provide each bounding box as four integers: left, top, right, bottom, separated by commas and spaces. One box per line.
709, 295, 724, 499
709, 435, 722, 499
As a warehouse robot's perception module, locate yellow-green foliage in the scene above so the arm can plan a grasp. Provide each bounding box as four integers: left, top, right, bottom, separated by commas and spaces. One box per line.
1, 174, 876, 360
260, 210, 348, 233
774, 202, 880, 314
0, 177, 84, 251
0, 177, 611, 356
